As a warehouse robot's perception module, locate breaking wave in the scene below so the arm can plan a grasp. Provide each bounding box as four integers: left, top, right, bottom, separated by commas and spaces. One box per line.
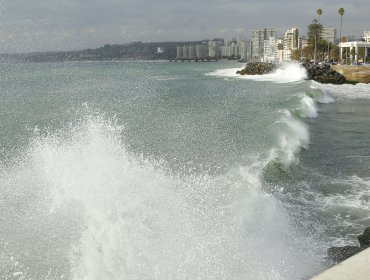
207, 62, 307, 84
310, 82, 370, 101
0, 115, 325, 280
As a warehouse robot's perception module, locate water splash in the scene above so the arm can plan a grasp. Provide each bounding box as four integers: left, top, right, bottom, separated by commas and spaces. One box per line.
0, 115, 324, 279
207, 62, 307, 84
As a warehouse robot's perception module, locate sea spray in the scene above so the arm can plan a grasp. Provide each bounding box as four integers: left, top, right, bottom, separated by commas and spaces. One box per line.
272, 110, 309, 167
2, 61, 352, 279
1, 115, 324, 279
207, 62, 308, 84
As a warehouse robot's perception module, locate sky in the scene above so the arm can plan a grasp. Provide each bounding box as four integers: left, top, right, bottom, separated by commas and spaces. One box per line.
0, 0, 369, 53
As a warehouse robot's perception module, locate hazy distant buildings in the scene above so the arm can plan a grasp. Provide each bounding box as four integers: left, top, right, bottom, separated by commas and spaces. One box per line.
239, 40, 251, 61
176, 43, 208, 60
196, 44, 208, 59
322, 27, 337, 43
188, 45, 196, 60
208, 40, 221, 58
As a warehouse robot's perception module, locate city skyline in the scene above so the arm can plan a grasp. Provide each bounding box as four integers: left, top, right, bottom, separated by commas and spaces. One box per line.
0, 0, 368, 53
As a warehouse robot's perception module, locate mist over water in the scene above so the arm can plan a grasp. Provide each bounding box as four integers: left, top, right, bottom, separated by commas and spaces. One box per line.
1, 61, 370, 279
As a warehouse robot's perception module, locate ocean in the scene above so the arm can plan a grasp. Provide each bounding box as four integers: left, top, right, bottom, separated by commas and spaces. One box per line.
1, 60, 370, 279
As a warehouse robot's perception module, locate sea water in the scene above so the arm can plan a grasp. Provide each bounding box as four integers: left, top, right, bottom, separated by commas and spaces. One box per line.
0, 61, 369, 279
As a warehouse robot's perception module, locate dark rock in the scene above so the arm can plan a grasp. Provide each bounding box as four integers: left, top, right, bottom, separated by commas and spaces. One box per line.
358, 227, 370, 248
301, 62, 347, 84
327, 226, 370, 263
327, 246, 362, 262
237, 62, 275, 76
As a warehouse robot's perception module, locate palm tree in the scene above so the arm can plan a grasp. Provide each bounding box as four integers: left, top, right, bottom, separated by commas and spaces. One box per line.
317, 9, 322, 22
315, 9, 322, 63
338, 8, 345, 42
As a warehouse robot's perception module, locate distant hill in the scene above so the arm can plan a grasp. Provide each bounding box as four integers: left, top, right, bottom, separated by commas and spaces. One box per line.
0, 41, 206, 63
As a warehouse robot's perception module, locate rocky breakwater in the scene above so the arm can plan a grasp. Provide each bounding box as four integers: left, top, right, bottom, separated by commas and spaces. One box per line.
236, 62, 275, 75
302, 63, 347, 84
327, 227, 370, 263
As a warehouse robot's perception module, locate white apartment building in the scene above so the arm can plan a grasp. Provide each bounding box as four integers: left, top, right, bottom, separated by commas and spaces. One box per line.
274, 39, 284, 64
195, 44, 208, 59
239, 40, 250, 61
283, 28, 299, 61
221, 45, 231, 57
224, 38, 232, 46
263, 37, 276, 62
188, 45, 196, 60
251, 28, 277, 61
221, 42, 239, 58
176, 45, 184, 59
208, 41, 221, 58
230, 42, 239, 57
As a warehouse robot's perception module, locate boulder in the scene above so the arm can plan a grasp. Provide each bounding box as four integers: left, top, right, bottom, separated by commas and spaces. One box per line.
327, 246, 362, 262
358, 227, 370, 248
327, 226, 370, 263
236, 62, 275, 75
302, 63, 347, 84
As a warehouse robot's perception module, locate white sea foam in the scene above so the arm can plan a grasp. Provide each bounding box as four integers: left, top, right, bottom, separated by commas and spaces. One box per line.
308, 85, 335, 104
273, 110, 310, 166
311, 82, 370, 100
297, 95, 319, 118
323, 176, 370, 211
0, 115, 324, 279
207, 62, 307, 83
206, 67, 241, 78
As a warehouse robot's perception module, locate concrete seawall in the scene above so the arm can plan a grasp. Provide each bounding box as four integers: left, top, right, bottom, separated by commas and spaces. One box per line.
331, 65, 370, 84
311, 247, 370, 280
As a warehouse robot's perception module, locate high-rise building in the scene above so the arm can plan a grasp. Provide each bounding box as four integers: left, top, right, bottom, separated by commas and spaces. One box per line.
221, 45, 231, 57
182, 45, 189, 59
176, 45, 184, 59
251, 28, 277, 60
322, 27, 337, 43
283, 28, 299, 61
238, 40, 250, 61
274, 39, 284, 63
208, 41, 221, 58
224, 38, 232, 46
188, 45, 196, 60
263, 37, 276, 62
195, 44, 208, 59
284, 28, 299, 50
230, 42, 239, 57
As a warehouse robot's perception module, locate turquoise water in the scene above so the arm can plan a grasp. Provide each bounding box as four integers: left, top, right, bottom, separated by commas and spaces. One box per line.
0, 61, 369, 279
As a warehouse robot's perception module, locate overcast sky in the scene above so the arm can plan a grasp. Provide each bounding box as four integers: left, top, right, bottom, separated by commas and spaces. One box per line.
0, 0, 369, 53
